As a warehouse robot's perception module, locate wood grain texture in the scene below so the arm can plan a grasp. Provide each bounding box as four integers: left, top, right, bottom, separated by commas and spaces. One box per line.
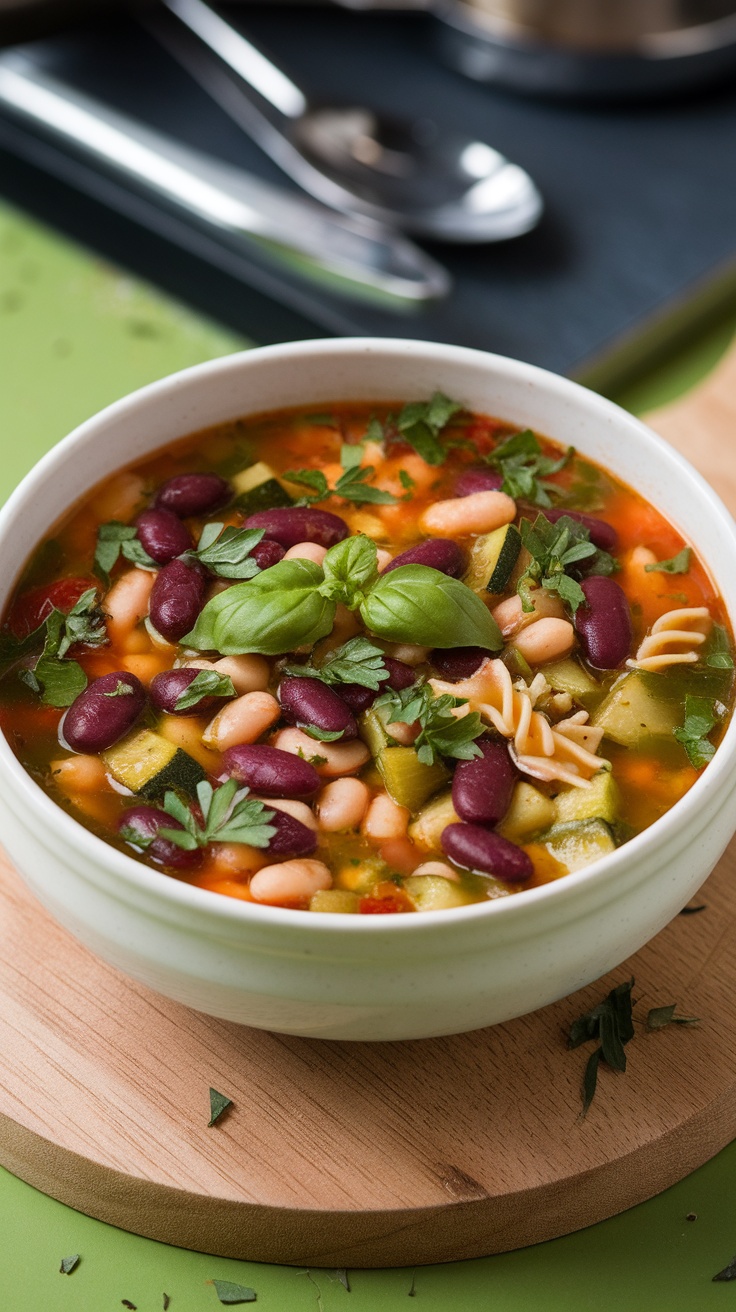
0, 841, 733, 1267
2, 350, 736, 1266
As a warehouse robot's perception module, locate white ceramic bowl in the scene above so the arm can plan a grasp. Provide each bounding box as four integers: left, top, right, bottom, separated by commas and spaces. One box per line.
0, 339, 735, 1041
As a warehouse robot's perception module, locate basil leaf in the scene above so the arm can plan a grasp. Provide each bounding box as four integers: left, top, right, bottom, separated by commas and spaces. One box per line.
174, 669, 236, 712
281, 469, 329, 503
673, 693, 721, 768
360, 565, 503, 650
644, 547, 691, 575
185, 559, 335, 656
320, 535, 378, 608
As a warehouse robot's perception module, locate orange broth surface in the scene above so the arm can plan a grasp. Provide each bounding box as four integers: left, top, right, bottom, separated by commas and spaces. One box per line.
0, 401, 731, 914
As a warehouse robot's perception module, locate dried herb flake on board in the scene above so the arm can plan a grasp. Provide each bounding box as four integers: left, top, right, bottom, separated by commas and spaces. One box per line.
646, 1004, 700, 1030
212, 1279, 257, 1303
568, 979, 635, 1114
208, 1087, 233, 1126
59, 1254, 80, 1274
713, 1255, 736, 1282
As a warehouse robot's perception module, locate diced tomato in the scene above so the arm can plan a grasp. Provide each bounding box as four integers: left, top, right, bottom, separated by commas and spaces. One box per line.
7, 577, 96, 639
359, 883, 413, 915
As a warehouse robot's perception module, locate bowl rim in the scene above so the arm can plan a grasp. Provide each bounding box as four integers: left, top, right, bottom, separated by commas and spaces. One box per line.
1, 334, 735, 936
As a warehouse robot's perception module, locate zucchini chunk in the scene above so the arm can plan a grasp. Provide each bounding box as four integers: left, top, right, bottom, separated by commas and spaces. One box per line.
497, 781, 556, 843
543, 819, 616, 872
102, 728, 206, 798
378, 747, 449, 812
231, 461, 294, 516
463, 524, 522, 594
409, 789, 460, 851
309, 889, 360, 913
554, 769, 620, 825
543, 658, 602, 708
591, 671, 680, 747
404, 875, 474, 911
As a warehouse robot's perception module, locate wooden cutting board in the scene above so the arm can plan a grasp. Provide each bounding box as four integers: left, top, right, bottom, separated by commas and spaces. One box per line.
0, 350, 735, 1268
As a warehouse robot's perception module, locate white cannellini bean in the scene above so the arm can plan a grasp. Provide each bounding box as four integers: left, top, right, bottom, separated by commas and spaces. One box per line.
50, 755, 109, 794
209, 843, 268, 876
283, 541, 328, 566
252, 796, 318, 830
376, 548, 393, 571
182, 654, 270, 694
513, 617, 575, 664
203, 691, 280, 750
491, 589, 565, 637
412, 861, 461, 882
420, 489, 516, 537
362, 793, 410, 842
386, 720, 420, 746
382, 642, 430, 666
271, 727, 370, 777
250, 859, 332, 905
317, 778, 370, 831
105, 568, 155, 641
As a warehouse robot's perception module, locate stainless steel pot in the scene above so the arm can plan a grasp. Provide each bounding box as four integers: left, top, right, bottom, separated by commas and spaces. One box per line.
435, 0, 736, 98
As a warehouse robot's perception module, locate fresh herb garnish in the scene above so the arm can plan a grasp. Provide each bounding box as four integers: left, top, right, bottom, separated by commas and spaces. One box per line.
208, 1087, 233, 1127
212, 1279, 257, 1304
18, 589, 106, 707
187, 540, 502, 656
485, 429, 573, 508
516, 514, 615, 615
644, 547, 691, 575
94, 521, 155, 586
568, 978, 635, 1114
159, 780, 276, 851
673, 694, 723, 768
59, 1254, 80, 1274
191, 524, 265, 580
555, 459, 609, 513
374, 683, 484, 766
302, 726, 344, 742
393, 392, 463, 465
103, 679, 136, 698
174, 669, 236, 713
704, 623, 734, 670
285, 636, 390, 691
340, 442, 364, 469
713, 1256, 736, 1283
282, 465, 398, 506
646, 1004, 700, 1030
399, 469, 415, 497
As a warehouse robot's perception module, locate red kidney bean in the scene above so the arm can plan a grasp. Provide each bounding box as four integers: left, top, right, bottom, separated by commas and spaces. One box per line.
136, 508, 193, 564
243, 507, 348, 549
149, 558, 207, 643
63, 671, 146, 753
455, 468, 503, 497
382, 539, 464, 578
441, 823, 533, 882
267, 809, 318, 858
541, 507, 618, 553
452, 738, 517, 826
384, 657, 417, 690
223, 743, 321, 797
431, 646, 487, 681
278, 675, 357, 740
118, 805, 202, 870
338, 682, 378, 713
575, 575, 633, 669
149, 667, 231, 717
154, 472, 230, 518
251, 538, 285, 570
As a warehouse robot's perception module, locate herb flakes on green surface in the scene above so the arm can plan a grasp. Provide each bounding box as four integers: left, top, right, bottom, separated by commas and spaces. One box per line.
208, 1088, 233, 1128
212, 1278, 257, 1303
59, 1254, 80, 1274
713, 1255, 736, 1282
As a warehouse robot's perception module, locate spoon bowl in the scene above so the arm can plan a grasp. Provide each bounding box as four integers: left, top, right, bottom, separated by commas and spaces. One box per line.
149, 0, 543, 243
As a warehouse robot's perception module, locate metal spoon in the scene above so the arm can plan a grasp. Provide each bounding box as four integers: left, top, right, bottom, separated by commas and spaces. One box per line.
145, 0, 543, 243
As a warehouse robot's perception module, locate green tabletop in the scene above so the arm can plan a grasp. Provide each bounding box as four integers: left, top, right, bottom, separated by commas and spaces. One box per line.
2, 199, 736, 1312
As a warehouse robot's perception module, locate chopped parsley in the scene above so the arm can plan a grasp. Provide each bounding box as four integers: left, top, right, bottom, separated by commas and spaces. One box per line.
374, 683, 484, 767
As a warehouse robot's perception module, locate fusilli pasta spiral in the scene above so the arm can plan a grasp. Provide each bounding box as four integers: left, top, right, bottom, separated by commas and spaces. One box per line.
629, 607, 712, 672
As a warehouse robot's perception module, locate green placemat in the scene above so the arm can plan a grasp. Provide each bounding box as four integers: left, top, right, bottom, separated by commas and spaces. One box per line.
2, 198, 736, 1312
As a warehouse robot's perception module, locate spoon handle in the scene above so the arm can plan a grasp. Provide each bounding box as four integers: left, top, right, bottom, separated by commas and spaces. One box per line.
159, 0, 308, 128
0, 53, 450, 306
